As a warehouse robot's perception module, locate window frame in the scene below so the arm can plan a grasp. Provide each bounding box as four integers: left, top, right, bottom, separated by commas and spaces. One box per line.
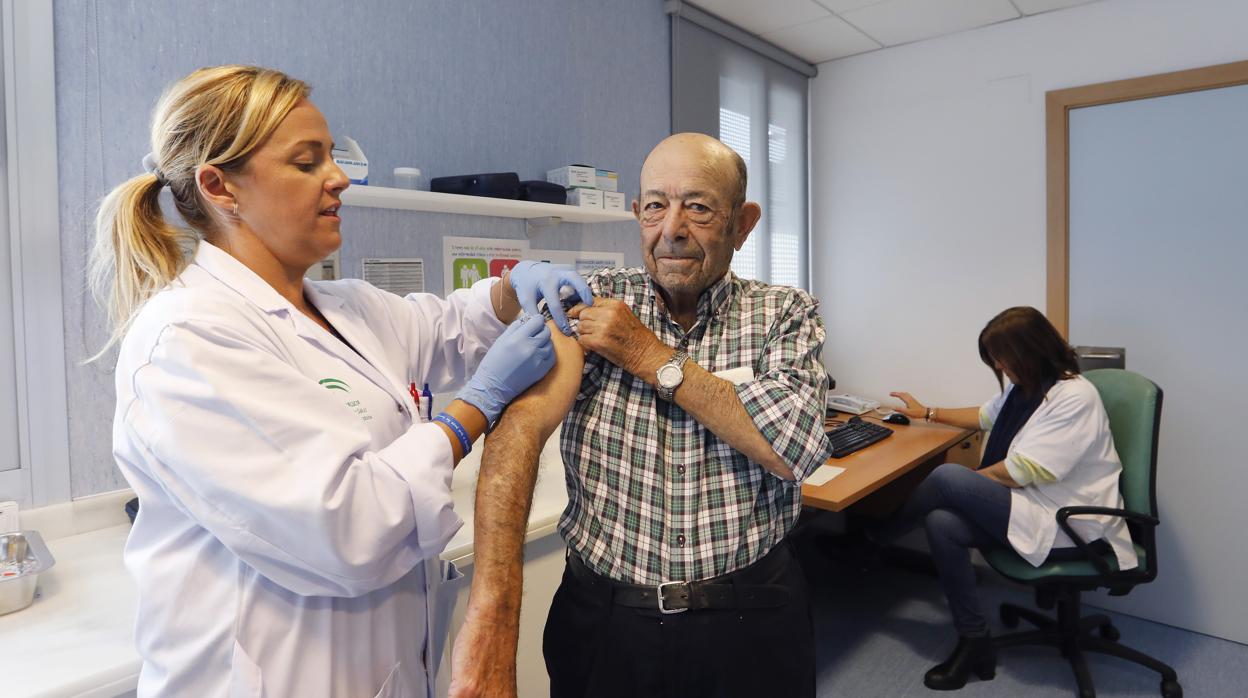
1, 0, 71, 507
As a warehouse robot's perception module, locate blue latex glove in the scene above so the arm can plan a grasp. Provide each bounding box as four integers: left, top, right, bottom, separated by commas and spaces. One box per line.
508, 260, 593, 335
456, 315, 556, 423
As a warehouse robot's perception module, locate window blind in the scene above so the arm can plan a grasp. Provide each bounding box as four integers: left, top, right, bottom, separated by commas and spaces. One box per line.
670, 5, 811, 289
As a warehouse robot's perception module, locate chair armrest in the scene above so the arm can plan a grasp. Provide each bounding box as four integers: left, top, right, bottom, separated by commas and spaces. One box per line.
1057, 505, 1159, 528
1054, 506, 1158, 578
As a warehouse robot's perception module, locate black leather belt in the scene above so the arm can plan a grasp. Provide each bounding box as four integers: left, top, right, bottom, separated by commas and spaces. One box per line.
567, 545, 792, 614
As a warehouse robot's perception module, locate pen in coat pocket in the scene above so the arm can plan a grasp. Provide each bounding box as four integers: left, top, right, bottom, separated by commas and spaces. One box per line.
409, 381, 423, 421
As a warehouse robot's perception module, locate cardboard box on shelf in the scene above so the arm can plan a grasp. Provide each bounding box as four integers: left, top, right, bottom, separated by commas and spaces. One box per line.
567, 188, 603, 208
546, 165, 595, 189
595, 169, 618, 192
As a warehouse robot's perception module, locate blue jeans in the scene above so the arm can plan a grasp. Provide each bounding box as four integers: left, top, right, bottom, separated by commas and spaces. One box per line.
878, 463, 1012, 637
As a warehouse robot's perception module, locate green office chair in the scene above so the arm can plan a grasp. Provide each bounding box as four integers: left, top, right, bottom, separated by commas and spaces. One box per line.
983, 369, 1181, 698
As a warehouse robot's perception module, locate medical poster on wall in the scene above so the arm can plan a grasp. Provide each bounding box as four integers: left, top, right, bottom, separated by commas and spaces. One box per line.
443, 236, 529, 294
528, 249, 625, 277
362, 258, 425, 296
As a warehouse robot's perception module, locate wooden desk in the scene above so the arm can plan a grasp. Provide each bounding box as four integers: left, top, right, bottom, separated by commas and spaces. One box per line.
802, 416, 975, 512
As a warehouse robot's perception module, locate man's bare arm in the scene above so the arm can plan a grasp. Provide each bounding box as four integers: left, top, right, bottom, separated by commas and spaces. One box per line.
448, 318, 584, 698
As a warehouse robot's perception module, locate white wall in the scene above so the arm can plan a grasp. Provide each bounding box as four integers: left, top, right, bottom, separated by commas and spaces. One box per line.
810, 0, 1248, 408
810, 0, 1248, 640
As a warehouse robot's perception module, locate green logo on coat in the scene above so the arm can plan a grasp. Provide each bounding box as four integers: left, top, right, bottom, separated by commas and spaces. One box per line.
319, 378, 351, 392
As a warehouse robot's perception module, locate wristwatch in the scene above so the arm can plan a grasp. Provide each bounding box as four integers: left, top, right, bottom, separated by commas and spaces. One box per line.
656, 350, 689, 401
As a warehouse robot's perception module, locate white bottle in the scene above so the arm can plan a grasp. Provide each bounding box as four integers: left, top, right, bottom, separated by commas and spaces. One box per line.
393, 167, 422, 190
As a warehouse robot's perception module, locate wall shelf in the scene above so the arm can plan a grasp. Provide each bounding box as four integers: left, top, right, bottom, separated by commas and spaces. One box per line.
341, 185, 635, 224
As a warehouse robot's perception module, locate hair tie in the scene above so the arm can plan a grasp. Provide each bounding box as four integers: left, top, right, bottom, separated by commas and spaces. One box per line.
141, 152, 169, 187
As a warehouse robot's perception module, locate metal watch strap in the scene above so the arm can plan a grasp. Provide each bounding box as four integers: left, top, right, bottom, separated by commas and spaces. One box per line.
656, 350, 689, 401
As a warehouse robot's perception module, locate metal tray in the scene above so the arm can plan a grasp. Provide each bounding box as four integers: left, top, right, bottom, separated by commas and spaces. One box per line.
0, 530, 56, 616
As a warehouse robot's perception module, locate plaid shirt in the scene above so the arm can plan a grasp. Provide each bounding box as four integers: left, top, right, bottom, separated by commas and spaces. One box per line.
558, 268, 830, 585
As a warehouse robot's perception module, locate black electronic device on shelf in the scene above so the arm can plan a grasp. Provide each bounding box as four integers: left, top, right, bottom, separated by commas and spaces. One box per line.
431, 172, 520, 199
518, 180, 566, 205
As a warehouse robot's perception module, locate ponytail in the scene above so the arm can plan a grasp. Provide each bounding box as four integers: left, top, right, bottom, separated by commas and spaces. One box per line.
87, 65, 310, 361
88, 172, 196, 360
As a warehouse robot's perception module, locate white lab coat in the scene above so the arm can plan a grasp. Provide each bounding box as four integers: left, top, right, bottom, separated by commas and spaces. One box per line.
981, 376, 1138, 570
112, 242, 505, 697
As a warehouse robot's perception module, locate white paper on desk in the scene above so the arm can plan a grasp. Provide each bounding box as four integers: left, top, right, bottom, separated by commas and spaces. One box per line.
713, 366, 754, 385
804, 464, 846, 487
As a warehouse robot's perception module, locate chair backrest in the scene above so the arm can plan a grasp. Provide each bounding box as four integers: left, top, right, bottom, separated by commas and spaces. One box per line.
1083, 369, 1163, 522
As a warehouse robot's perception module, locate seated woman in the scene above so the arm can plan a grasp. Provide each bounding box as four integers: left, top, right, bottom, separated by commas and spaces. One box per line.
882, 306, 1137, 691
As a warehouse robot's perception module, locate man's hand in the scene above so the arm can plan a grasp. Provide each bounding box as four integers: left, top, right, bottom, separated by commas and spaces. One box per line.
572, 298, 670, 379
448, 604, 518, 698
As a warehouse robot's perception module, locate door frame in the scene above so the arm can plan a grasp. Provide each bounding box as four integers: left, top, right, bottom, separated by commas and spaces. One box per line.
1045, 59, 1248, 335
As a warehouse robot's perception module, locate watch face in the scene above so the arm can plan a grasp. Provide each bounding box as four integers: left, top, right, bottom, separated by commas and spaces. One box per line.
658, 364, 682, 388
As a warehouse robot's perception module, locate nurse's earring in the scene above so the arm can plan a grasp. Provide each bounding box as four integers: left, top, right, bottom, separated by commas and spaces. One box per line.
232, 202, 239, 216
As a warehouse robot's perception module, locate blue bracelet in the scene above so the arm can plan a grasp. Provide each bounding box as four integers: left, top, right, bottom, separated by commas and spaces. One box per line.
433, 412, 473, 456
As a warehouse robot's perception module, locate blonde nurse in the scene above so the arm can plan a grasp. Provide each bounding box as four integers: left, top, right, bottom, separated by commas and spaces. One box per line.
92, 65, 590, 697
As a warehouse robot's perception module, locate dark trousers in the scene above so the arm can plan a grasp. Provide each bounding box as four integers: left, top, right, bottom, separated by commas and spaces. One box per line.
879, 463, 1094, 637
543, 541, 815, 698
887, 463, 1012, 637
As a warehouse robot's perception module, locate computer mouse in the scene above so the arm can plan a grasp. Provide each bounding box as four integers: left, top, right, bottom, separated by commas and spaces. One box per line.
883, 412, 910, 425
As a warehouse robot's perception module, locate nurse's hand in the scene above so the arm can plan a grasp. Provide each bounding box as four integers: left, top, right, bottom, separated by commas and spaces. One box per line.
456, 315, 556, 424
507, 260, 593, 335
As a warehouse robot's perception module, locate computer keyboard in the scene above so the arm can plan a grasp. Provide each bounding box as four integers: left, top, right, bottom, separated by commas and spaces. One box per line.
825, 418, 893, 458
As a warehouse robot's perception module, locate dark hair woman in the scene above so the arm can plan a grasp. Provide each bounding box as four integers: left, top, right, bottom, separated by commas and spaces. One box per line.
883, 306, 1137, 690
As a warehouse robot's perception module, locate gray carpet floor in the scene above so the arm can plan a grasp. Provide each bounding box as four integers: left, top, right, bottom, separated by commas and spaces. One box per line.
798, 536, 1244, 697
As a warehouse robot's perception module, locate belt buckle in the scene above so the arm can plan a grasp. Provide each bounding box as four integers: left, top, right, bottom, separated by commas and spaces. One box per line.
657, 581, 689, 614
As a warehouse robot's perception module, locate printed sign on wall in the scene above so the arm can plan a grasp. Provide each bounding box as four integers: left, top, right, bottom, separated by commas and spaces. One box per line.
443, 236, 530, 295
528, 249, 625, 277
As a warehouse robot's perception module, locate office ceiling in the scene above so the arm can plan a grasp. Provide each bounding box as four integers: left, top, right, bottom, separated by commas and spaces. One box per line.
691, 0, 1102, 64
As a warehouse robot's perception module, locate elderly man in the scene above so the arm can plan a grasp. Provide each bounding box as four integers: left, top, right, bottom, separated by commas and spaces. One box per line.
449, 133, 829, 698
549, 132, 829, 697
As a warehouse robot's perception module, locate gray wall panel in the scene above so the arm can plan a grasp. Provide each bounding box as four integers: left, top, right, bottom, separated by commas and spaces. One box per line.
55, 0, 667, 497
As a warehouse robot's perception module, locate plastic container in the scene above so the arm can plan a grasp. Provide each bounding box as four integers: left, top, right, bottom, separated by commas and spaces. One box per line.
0, 531, 55, 616
393, 167, 423, 190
